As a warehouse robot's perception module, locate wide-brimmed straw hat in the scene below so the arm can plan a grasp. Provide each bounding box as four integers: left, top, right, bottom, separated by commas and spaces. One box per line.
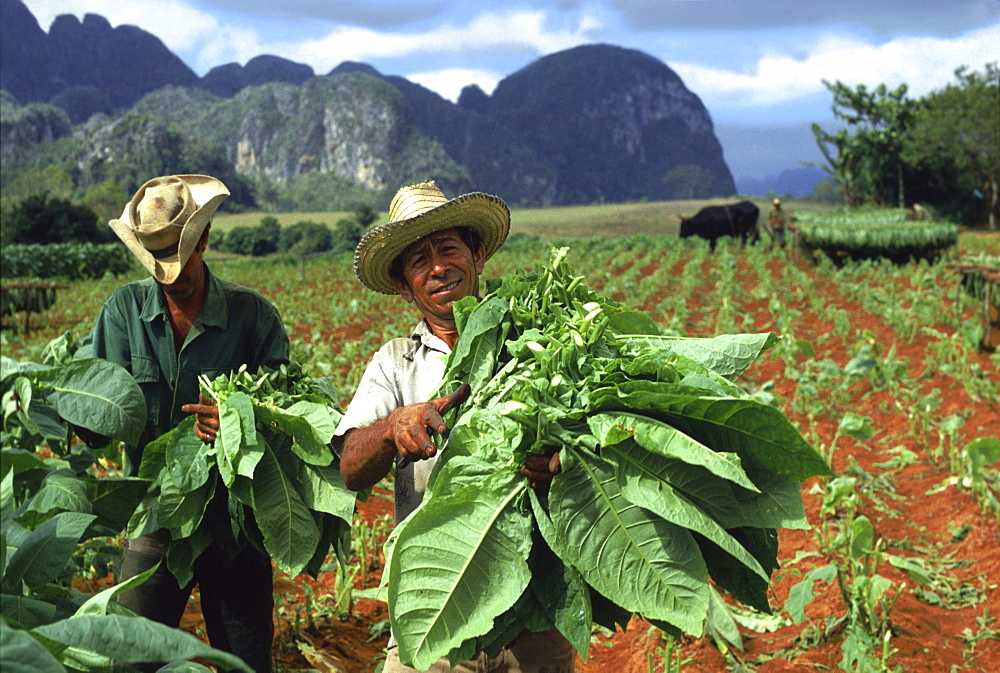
109, 175, 229, 284
354, 180, 510, 294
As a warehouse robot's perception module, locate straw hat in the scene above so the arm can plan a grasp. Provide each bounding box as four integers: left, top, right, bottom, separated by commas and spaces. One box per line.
109, 175, 229, 284
354, 180, 510, 294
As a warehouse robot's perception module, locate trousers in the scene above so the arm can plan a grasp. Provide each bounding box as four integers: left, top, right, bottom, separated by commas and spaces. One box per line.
382, 627, 577, 673
116, 534, 275, 673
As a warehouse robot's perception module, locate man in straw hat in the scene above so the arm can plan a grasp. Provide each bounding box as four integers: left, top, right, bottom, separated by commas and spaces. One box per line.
90, 174, 289, 673
767, 198, 788, 250
334, 180, 573, 672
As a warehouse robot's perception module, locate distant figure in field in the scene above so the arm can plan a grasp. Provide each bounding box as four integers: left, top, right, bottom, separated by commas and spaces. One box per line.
907, 203, 933, 221
767, 198, 789, 250
677, 200, 759, 251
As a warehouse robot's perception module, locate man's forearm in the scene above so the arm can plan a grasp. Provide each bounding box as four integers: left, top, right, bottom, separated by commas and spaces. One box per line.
338, 421, 398, 492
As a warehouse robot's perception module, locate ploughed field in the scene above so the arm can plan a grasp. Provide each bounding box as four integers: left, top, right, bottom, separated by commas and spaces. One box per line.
4, 232, 998, 672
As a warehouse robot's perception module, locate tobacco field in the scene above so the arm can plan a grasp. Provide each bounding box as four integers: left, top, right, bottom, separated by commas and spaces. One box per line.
2, 229, 999, 673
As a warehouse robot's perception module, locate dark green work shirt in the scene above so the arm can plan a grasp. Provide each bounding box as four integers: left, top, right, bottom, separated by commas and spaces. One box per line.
90, 266, 289, 475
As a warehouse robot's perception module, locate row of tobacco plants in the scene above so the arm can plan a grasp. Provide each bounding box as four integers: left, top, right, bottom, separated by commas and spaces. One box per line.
2, 226, 998, 671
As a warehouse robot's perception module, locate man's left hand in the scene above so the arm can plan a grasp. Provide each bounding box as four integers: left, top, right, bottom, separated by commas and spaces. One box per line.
521, 451, 561, 490
181, 393, 220, 443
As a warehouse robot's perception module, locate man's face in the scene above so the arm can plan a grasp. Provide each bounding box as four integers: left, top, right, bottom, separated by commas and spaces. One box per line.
392, 228, 485, 324
159, 238, 207, 301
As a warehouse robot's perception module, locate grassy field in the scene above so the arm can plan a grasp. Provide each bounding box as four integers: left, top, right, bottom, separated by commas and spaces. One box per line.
212, 196, 851, 240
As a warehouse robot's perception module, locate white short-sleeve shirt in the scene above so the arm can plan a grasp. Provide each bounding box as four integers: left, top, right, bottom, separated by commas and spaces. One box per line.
334, 320, 450, 523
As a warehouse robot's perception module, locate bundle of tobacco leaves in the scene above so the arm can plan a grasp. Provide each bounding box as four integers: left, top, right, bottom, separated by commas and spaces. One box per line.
385, 248, 831, 668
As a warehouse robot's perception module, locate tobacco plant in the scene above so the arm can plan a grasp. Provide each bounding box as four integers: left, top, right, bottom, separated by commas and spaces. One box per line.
1, 335, 249, 671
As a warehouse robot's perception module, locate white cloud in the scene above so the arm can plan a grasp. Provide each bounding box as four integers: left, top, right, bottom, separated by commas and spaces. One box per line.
22, 0, 220, 53
195, 26, 268, 69
245, 10, 602, 74
671, 22, 1000, 110
406, 68, 503, 101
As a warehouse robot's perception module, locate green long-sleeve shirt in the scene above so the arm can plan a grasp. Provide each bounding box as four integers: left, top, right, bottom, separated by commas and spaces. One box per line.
89, 266, 289, 475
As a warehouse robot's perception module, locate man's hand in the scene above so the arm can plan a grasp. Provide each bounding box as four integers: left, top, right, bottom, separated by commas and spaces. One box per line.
521, 451, 561, 490
181, 393, 220, 443
388, 383, 470, 462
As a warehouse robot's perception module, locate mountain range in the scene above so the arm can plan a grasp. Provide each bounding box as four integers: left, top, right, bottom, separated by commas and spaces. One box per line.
0, 0, 817, 210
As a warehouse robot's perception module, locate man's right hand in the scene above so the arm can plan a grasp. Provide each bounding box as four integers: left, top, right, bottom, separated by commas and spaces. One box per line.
180, 393, 220, 444
387, 383, 470, 462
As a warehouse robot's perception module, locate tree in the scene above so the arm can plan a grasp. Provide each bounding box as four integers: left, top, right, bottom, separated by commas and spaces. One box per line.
215, 217, 280, 256
812, 81, 916, 207
811, 177, 845, 206
331, 218, 363, 252
1, 194, 100, 245
3, 165, 75, 204
81, 180, 127, 226
902, 64, 999, 230
353, 203, 378, 228
278, 220, 333, 255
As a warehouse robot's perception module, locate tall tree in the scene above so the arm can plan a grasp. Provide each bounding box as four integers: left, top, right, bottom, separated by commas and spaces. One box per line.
902, 64, 999, 230
812, 81, 916, 207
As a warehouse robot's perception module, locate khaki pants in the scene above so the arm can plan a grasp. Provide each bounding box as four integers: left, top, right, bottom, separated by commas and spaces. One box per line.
383, 627, 576, 673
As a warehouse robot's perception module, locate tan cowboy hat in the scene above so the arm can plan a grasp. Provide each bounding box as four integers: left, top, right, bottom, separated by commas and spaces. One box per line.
354, 180, 510, 295
109, 175, 229, 284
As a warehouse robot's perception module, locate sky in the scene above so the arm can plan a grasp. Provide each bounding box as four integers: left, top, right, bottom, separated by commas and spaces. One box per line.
18, 0, 1000, 183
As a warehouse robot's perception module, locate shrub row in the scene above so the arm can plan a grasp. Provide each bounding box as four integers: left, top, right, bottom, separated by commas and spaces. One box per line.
0, 242, 133, 280
212, 217, 363, 257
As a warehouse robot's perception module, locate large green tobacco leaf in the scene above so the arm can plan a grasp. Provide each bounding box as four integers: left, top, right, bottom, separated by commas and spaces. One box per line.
526, 489, 593, 656
15, 474, 90, 528
620, 333, 778, 380
158, 473, 216, 539
84, 477, 149, 534
446, 295, 509, 390
606, 306, 661, 336
217, 392, 259, 485
390, 469, 532, 670
33, 359, 145, 446
166, 526, 213, 588
606, 442, 768, 581
252, 442, 319, 576
734, 481, 809, 530
255, 401, 335, 466
443, 407, 524, 467
0, 359, 52, 389
0, 620, 65, 673
696, 527, 778, 613
11, 377, 67, 443
291, 462, 355, 522
31, 614, 251, 672
73, 564, 160, 617
588, 412, 757, 490
590, 382, 831, 483
2, 512, 96, 593
548, 448, 709, 635
125, 492, 159, 539
0, 595, 57, 629
165, 417, 215, 492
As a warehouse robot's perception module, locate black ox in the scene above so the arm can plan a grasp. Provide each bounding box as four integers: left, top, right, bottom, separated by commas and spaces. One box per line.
678, 201, 760, 250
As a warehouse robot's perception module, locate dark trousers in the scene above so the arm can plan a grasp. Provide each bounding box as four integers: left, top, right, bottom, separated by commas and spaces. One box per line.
117, 535, 275, 673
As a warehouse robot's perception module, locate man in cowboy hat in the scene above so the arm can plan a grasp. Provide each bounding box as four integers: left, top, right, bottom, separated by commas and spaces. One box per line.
334, 180, 573, 672
90, 174, 289, 673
